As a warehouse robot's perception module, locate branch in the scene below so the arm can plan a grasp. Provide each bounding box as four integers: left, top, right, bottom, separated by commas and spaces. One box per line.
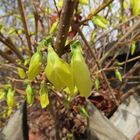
96, 16, 135, 42
80, 0, 113, 25
0, 49, 15, 63
55, 0, 78, 56
53, 0, 59, 14
100, 19, 140, 65
77, 27, 119, 105
0, 33, 24, 61
120, 62, 140, 91
31, 0, 39, 45
18, 0, 32, 56
0, 50, 27, 70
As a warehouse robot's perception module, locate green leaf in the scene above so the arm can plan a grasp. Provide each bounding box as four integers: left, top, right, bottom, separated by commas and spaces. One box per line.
18, 67, 25, 79
95, 77, 100, 91
26, 84, 34, 105
27, 51, 42, 80
91, 31, 96, 41
38, 37, 52, 51
24, 57, 30, 66
79, 106, 89, 117
115, 69, 122, 82
93, 15, 108, 29
50, 21, 58, 35
131, 42, 136, 55
45, 46, 75, 94
70, 41, 92, 98
79, 0, 89, 5
39, 83, 49, 108
8, 28, 16, 35
17, 29, 23, 35
6, 88, 15, 108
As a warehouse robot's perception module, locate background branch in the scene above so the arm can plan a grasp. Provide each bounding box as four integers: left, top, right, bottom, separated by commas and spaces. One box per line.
80, 0, 113, 25
18, 0, 32, 56
78, 27, 118, 105
100, 19, 140, 65
0, 33, 24, 61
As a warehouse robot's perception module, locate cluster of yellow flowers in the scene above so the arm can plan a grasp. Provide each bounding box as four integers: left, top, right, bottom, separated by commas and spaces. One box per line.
27, 40, 92, 108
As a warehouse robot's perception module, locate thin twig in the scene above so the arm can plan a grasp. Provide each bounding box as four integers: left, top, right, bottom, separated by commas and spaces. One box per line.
100, 19, 140, 66
120, 62, 140, 91
31, 0, 39, 46
77, 27, 119, 105
0, 49, 15, 63
0, 50, 27, 70
80, 0, 113, 25
0, 33, 24, 61
96, 16, 135, 42
15, 87, 40, 100
7, 77, 24, 83
17, 0, 32, 56
53, 0, 59, 14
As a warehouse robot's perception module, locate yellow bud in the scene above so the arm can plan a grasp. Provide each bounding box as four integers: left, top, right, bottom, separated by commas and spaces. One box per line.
39, 83, 49, 108
45, 46, 74, 94
95, 77, 100, 91
7, 88, 15, 108
26, 84, 34, 105
28, 51, 42, 80
115, 69, 122, 82
71, 41, 92, 98
18, 67, 25, 79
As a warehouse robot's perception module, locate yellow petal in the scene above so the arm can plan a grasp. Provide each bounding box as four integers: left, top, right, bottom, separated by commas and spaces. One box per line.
26, 84, 34, 105
28, 51, 42, 80
18, 67, 25, 79
7, 88, 15, 108
71, 41, 92, 98
45, 46, 74, 93
39, 84, 49, 108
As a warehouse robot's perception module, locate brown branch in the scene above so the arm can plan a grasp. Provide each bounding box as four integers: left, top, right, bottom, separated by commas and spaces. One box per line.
31, 0, 39, 45
34, 12, 39, 44
15, 30, 26, 47
0, 50, 27, 70
15, 88, 40, 100
0, 49, 15, 63
120, 62, 140, 91
0, 33, 24, 61
96, 16, 135, 42
80, 0, 113, 25
18, 0, 32, 56
53, 0, 59, 14
55, 0, 78, 56
77, 27, 119, 105
78, 28, 100, 69
100, 19, 140, 65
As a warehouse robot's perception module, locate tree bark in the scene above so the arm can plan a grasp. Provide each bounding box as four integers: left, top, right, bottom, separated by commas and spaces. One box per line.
55, 0, 77, 56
